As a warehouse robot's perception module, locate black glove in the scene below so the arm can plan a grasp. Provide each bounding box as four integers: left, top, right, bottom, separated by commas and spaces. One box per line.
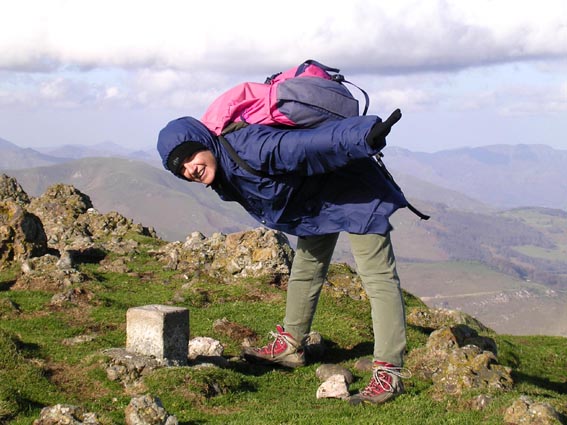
366, 108, 402, 150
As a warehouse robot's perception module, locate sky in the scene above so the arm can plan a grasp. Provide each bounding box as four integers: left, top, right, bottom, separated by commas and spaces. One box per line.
0, 0, 566, 154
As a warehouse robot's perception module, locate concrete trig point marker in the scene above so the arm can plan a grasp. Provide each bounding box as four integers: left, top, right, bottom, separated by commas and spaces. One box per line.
126, 305, 189, 366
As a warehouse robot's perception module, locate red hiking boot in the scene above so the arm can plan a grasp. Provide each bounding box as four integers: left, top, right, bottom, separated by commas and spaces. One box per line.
349, 361, 410, 406
242, 325, 305, 368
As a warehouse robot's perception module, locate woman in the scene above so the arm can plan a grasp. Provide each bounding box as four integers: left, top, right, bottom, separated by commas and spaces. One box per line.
157, 110, 409, 405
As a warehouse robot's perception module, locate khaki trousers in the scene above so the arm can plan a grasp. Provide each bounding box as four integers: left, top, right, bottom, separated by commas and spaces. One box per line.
283, 232, 406, 366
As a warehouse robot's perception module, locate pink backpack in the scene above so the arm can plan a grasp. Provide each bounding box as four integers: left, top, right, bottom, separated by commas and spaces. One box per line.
201, 60, 369, 135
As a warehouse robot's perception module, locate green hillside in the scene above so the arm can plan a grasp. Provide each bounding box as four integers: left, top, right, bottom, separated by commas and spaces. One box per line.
0, 236, 566, 424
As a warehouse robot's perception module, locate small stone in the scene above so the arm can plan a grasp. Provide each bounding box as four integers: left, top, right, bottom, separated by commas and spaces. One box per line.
316, 364, 354, 384
188, 337, 224, 358
353, 357, 374, 372
469, 394, 492, 410
106, 365, 127, 382
316, 374, 350, 400
56, 250, 74, 270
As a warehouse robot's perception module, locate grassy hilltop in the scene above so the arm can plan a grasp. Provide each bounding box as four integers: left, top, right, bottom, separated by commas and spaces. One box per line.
0, 233, 566, 424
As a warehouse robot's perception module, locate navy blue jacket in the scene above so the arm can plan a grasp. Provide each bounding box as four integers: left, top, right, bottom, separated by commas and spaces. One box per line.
157, 116, 408, 236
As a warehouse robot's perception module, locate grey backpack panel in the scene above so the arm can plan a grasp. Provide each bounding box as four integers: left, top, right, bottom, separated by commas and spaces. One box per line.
276, 77, 360, 127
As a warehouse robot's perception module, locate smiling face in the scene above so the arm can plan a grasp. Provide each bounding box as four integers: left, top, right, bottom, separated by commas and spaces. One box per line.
179, 149, 217, 185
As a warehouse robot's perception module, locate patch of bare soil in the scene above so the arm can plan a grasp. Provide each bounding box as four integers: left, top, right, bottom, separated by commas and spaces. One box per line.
45, 360, 111, 402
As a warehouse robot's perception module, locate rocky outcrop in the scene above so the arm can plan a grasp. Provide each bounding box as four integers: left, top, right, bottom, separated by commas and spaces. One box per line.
0, 200, 47, 265
28, 183, 157, 253
407, 322, 512, 397
431, 344, 513, 395
407, 306, 492, 334
504, 396, 563, 424
156, 228, 294, 282
33, 404, 100, 424
0, 177, 158, 275
27, 184, 94, 250
1, 174, 563, 424
325, 263, 366, 300
15, 254, 87, 291
0, 174, 30, 205
125, 395, 178, 425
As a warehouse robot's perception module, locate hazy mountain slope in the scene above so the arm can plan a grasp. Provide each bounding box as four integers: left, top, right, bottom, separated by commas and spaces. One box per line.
384, 144, 567, 209
36, 142, 161, 167
392, 172, 491, 212
35, 141, 134, 159
0, 137, 68, 169
5, 157, 257, 241
405, 203, 567, 288
330, 202, 567, 289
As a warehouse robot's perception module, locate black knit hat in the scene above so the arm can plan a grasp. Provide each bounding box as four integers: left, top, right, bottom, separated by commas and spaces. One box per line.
166, 142, 206, 175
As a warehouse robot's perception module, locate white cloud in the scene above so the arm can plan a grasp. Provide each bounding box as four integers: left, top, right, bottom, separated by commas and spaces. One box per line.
1, 0, 567, 73
1, 0, 567, 151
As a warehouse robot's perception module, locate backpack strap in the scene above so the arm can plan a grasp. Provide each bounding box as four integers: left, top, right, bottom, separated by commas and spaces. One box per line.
218, 135, 430, 220
300, 59, 341, 74
218, 135, 268, 178
303, 59, 370, 116
331, 74, 370, 116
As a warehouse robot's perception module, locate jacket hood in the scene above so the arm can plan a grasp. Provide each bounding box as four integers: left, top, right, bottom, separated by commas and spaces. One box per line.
157, 117, 218, 171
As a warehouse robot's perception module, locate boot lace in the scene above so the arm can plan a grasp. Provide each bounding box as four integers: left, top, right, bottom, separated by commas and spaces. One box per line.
361, 365, 412, 396
256, 328, 291, 356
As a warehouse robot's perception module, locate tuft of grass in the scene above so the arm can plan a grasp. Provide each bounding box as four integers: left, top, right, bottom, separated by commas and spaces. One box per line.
0, 328, 60, 422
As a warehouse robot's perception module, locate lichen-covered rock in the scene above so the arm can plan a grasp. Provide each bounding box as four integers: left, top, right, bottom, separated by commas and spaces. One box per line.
124, 395, 178, 425
503, 395, 563, 424
79, 210, 157, 251
14, 254, 87, 292
353, 357, 374, 373
33, 404, 100, 424
427, 325, 497, 356
0, 297, 21, 318
27, 184, 93, 250
468, 394, 493, 411
407, 325, 499, 380
104, 348, 162, 393
156, 228, 294, 282
431, 345, 513, 395
49, 287, 95, 308
0, 174, 30, 205
407, 307, 492, 334
27, 183, 157, 253
0, 200, 47, 266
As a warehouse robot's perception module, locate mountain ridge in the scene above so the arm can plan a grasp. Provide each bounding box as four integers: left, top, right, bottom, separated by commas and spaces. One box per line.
3, 135, 566, 209
384, 144, 567, 210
